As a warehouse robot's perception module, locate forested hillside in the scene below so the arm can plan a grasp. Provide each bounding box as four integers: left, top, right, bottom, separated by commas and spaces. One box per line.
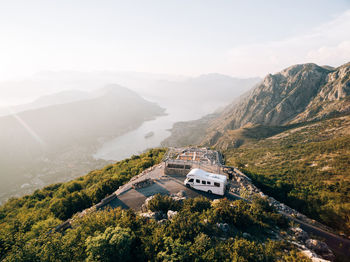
0, 149, 165, 260
223, 115, 350, 235
0, 148, 312, 261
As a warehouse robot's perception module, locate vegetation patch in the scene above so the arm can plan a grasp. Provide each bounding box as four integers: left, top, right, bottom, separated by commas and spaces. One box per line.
1, 194, 309, 261
0, 148, 166, 260
223, 116, 350, 235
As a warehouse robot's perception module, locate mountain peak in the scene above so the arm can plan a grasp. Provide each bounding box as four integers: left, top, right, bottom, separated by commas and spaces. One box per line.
206, 61, 350, 133
279, 63, 324, 78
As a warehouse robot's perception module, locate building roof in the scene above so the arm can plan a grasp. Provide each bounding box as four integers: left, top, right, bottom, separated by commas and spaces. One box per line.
187, 168, 227, 183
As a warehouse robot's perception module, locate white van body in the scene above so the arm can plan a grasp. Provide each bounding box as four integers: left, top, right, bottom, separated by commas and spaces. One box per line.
184, 168, 228, 196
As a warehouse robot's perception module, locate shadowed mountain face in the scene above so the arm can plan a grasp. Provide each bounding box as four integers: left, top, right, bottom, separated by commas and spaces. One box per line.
163, 62, 350, 148
0, 85, 164, 203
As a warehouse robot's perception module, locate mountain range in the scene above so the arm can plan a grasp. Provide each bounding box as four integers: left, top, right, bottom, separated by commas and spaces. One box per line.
0, 85, 164, 203
163, 62, 350, 148
0, 90, 95, 117
0, 71, 260, 113
146, 74, 260, 114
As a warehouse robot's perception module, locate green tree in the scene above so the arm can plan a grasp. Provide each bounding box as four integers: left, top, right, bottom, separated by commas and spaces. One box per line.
156, 237, 191, 262
147, 194, 180, 213
85, 226, 134, 262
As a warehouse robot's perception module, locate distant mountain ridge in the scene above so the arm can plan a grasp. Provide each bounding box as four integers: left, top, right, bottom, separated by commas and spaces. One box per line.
149, 74, 260, 104
0, 90, 93, 117
0, 84, 137, 117
0, 71, 259, 112
0, 84, 164, 203
162, 61, 350, 148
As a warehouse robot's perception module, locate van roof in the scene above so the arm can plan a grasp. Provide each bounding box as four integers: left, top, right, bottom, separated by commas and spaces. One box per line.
187, 168, 227, 183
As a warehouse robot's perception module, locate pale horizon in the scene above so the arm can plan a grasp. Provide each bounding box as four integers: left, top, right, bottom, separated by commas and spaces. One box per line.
0, 0, 350, 81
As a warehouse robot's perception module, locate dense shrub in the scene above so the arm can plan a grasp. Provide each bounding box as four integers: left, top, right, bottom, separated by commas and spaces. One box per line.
85, 226, 135, 262
0, 191, 309, 261
183, 197, 211, 213
147, 194, 181, 213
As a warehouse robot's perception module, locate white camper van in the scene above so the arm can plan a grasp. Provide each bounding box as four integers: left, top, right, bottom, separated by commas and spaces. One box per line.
184, 168, 228, 196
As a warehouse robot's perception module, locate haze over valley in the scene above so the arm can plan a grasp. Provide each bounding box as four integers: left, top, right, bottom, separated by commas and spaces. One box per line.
0, 84, 164, 202
0, 72, 259, 203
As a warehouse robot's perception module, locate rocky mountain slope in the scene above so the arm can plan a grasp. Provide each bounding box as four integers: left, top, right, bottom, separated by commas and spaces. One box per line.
163, 62, 350, 148
218, 63, 348, 126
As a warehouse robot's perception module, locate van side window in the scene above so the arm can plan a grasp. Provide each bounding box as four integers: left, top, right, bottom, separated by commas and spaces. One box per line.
207, 181, 211, 185
196, 179, 200, 183
188, 178, 194, 182
214, 182, 220, 187
202, 180, 206, 184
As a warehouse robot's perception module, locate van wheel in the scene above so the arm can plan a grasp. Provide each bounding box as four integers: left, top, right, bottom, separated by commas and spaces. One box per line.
186, 184, 191, 188
208, 190, 212, 194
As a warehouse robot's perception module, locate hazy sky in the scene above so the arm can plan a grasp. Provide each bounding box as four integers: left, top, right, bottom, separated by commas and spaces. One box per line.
0, 0, 350, 80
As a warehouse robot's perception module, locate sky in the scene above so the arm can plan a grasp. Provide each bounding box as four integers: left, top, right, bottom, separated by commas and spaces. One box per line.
0, 0, 350, 80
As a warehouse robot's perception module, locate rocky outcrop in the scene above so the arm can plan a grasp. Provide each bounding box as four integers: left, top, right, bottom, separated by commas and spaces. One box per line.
305, 239, 335, 261
291, 62, 350, 123
140, 212, 157, 219
141, 195, 155, 212
216, 223, 230, 232
289, 228, 335, 261
170, 190, 187, 202
132, 178, 154, 189
167, 210, 178, 220
291, 227, 309, 242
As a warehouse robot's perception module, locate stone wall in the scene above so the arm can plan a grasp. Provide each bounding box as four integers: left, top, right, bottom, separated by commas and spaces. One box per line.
164, 166, 191, 176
